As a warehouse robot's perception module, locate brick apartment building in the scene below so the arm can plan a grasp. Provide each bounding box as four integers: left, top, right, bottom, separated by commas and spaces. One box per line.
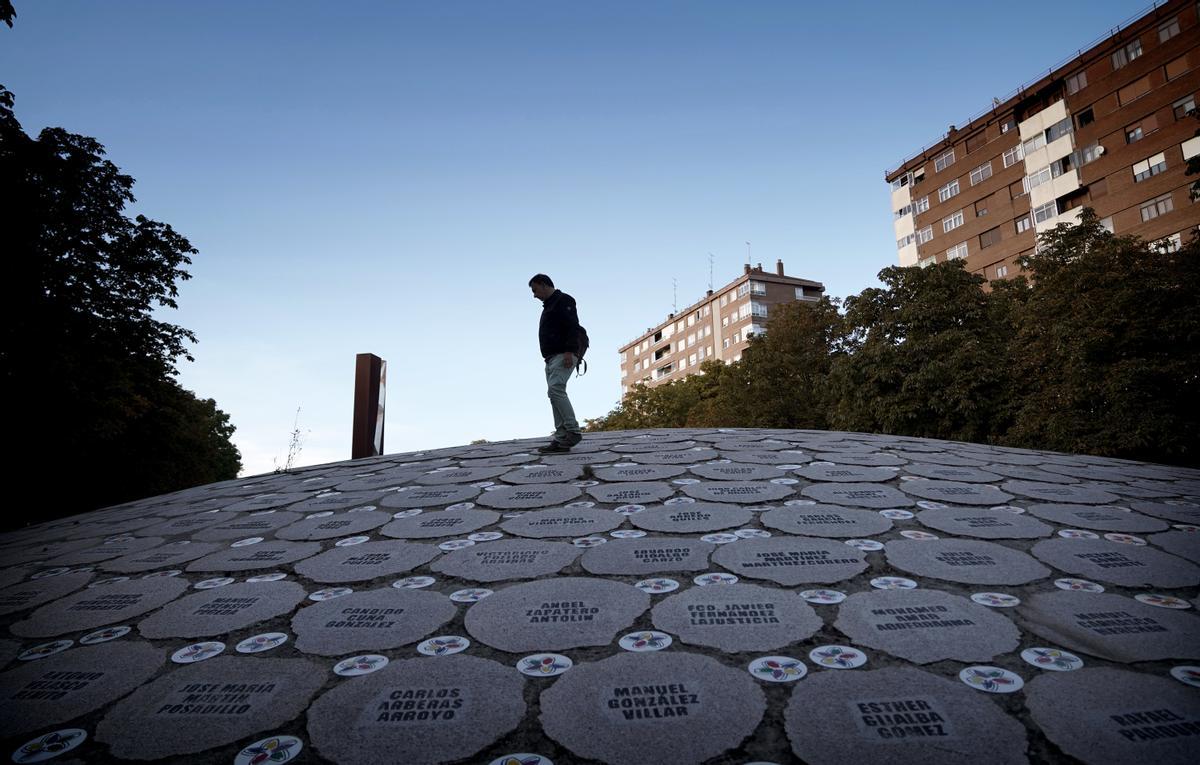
618, 261, 824, 396
887, 0, 1200, 280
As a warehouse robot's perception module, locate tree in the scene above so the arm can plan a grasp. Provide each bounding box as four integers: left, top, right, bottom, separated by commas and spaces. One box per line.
1, 86, 241, 525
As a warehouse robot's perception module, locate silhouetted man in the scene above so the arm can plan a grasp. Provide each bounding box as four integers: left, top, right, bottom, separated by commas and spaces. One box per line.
529, 274, 583, 453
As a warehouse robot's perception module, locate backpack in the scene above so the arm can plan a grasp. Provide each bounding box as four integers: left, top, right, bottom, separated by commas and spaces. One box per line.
575, 325, 590, 376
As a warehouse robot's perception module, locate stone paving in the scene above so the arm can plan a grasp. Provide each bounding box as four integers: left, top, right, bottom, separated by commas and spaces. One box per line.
1, 428, 1198, 764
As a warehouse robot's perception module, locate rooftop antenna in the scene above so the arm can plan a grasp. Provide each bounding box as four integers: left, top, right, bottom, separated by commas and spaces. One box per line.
707, 252, 714, 290
672, 277, 677, 313
745, 241, 751, 264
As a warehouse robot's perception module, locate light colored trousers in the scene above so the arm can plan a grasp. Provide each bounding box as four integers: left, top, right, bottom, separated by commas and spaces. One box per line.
544, 353, 581, 442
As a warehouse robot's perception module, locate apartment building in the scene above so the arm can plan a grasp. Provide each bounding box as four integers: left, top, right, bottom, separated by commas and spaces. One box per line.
618, 261, 824, 396
887, 0, 1200, 280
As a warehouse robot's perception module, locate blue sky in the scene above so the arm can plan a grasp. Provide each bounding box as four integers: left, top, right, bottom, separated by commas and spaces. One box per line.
3, 0, 1147, 475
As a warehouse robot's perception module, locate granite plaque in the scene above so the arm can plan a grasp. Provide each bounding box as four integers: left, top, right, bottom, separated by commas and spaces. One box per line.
983, 463, 1079, 483
785, 667, 1028, 765
499, 465, 584, 484
650, 583, 821, 652
430, 539, 581, 582
682, 481, 794, 504
379, 484, 482, 509
587, 482, 676, 505
307, 655, 526, 764
834, 589, 1020, 664
286, 490, 383, 513
713, 537, 869, 585
722, 449, 812, 465
760, 505, 893, 538
1148, 530, 1200, 564
813, 451, 906, 466
884, 539, 1050, 585
291, 587, 457, 656
901, 464, 1003, 483
500, 507, 623, 538
1025, 503, 1170, 533
292, 541, 441, 583
630, 448, 720, 464
1017, 591, 1200, 663
540, 652, 766, 765
915, 507, 1052, 539
464, 577, 649, 652
1001, 480, 1120, 504
0, 572, 94, 616
275, 510, 392, 540
581, 538, 715, 576
137, 581, 308, 638
1128, 500, 1200, 525
796, 464, 897, 482
133, 515, 231, 537
898, 480, 1014, 506
593, 464, 687, 481
1026, 668, 1200, 764
801, 483, 915, 509
100, 540, 222, 573
221, 492, 313, 512
1031, 539, 1200, 588
94, 657, 324, 759
10, 576, 189, 638
475, 483, 583, 508
379, 509, 500, 539
53, 536, 168, 566
414, 466, 513, 485
539, 450, 621, 465
630, 502, 754, 533
192, 511, 304, 541
0, 640, 165, 737
689, 463, 785, 481
186, 541, 323, 572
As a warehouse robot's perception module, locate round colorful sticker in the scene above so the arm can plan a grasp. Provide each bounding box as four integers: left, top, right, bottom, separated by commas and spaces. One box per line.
29, 568, 70, 580
1169, 665, 1200, 688
141, 569, 182, 578
991, 505, 1026, 514
1020, 647, 1084, 672
663, 497, 696, 505
844, 539, 884, 552
1172, 524, 1199, 532
809, 645, 867, 669
566, 501, 596, 508
308, 511, 334, 518
800, 589, 847, 604
417, 635, 471, 656
748, 656, 807, 683
171, 641, 225, 664
614, 504, 646, 515
694, 572, 739, 586
572, 536, 607, 548
915, 501, 948, 510
393, 576, 436, 589
468, 532, 505, 542
1103, 533, 1146, 545
472, 482, 495, 488
449, 588, 493, 603
439, 539, 476, 551
573, 480, 599, 487
1057, 529, 1099, 540
700, 533, 739, 544
234, 735, 303, 765
247, 572, 288, 582
334, 654, 388, 677
970, 592, 1021, 608
502, 512, 526, 519
870, 577, 918, 590
79, 626, 131, 645
610, 529, 647, 539
879, 509, 914, 520
309, 587, 354, 601
899, 530, 939, 541
446, 502, 475, 511
1055, 578, 1105, 592
335, 536, 371, 547
195, 577, 236, 590
784, 499, 817, 506
236, 633, 289, 653
392, 508, 424, 518
958, 666, 1024, 693
87, 576, 130, 588
11, 729, 87, 763
1134, 593, 1192, 609
489, 755, 553, 765
672, 478, 701, 485
635, 578, 680, 594
230, 537, 264, 547
769, 478, 799, 485
734, 528, 772, 538
18, 640, 73, 662
619, 631, 673, 652
517, 653, 572, 677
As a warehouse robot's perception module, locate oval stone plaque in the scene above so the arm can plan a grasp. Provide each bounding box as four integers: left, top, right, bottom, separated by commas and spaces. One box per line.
379, 509, 500, 539
915, 507, 1052, 539
1016, 591, 1200, 663
414, 465, 513, 485
379, 484, 482, 509
137, 581, 308, 638
713, 537, 869, 586
430, 539, 581, 582
291, 587, 457, 656
500, 507, 624, 538
682, 481, 795, 504
192, 511, 305, 542
0, 571, 94, 617
1030, 538, 1200, 588
898, 480, 1014, 506
580, 538, 715, 576
800, 483, 915, 509
760, 505, 893, 538
689, 463, 785, 481
185, 540, 323, 573
630, 502, 754, 533
587, 481, 676, 505
1024, 503, 1170, 533
651, 583, 822, 652
885, 539, 1051, 585
290, 541, 440, 583
795, 464, 897, 483
475, 484, 583, 508
100, 540, 222, 573
1001, 480, 1120, 504
274, 510, 392, 540
10, 576, 189, 638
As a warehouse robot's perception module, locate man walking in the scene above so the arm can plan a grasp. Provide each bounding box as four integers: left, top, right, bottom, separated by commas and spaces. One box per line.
529, 274, 583, 453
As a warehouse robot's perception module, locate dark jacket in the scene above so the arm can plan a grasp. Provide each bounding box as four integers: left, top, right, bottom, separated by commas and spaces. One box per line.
538, 289, 581, 360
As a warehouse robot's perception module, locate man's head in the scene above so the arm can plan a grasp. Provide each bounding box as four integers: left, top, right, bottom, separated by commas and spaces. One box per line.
529, 274, 555, 301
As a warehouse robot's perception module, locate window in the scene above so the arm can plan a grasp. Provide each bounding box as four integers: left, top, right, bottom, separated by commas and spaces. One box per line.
656, 364, 673, 379
938, 179, 960, 202
975, 196, 990, 217
737, 283, 751, 297
687, 314, 695, 327
934, 149, 955, 173
687, 333, 696, 347
894, 204, 912, 219
1111, 38, 1142, 69
1022, 132, 1047, 155
1051, 153, 1074, 178
1140, 193, 1174, 222
919, 256, 936, 268
1015, 215, 1032, 233
689, 353, 697, 366
739, 303, 752, 320
966, 132, 987, 154
914, 195, 930, 214
1000, 116, 1017, 133
1126, 125, 1144, 143
633, 360, 641, 372
1154, 233, 1182, 253
943, 210, 964, 232
980, 226, 1002, 249
1118, 76, 1152, 105
702, 305, 710, 316
1100, 216, 1114, 233
732, 332, 740, 343
723, 338, 731, 349
1174, 96, 1197, 120
890, 171, 913, 190
1077, 107, 1094, 128
654, 345, 671, 360
996, 264, 1009, 278
750, 302, 768, 318
916, 225, 934, 245
749, 281, 766, 295
1132, 152, 1167, 182
704, 325, 711, 337
969, 162, 993, 186
1078, 142, 1103, 166
1159, 16, 1180, 43
946, 242, 968, 259
721, 316, 729, 328
1032, 201, 1058, 224
678, 357, 686, 370
1009, 179, 1026, 199
1066, 71, 1088, 95
749, 324, 767, 337
1166, 53, 1193, 80
1024, 165, 1052, 191
1045, 117, 1073, 143
720, 294, 728, 307
1002, 144, 1024, 167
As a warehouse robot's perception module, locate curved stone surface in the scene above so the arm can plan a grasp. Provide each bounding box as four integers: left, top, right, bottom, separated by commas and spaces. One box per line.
682, 481, 794, 504
0, 571, 94, 616
1001, 480, 1120, 504
0, 640, 166, 737
713, 537, 869, 585
1149, 530, 1200, 563
1017, 591, 1200, 663
796, 464, 897, 482
379, 484, 482, 509
898, 479, 1014, 505
292, 540, 440, 583
541, 652, 766, 765
464, 577, 649, 652
138, 580, 308, 638
100, 540, 222, 573
884, 538, 1051, 585
580, 538, 715, 575
286, 490, 385, 513
834, 589, 1020, 664
430, 539, 581, 582
413, 465, 513, 485
10, 576, 189, 637
379, 508, 500, 539
95, 657, 325, 760
53, 535, 167, 566
800, 482, 915, 508
1024, 503, 1170, 533
901, 463, 1004, 483
500, 506, 624, 538
1030, 538, 1200, 588
475, 483, 583, 508
587, 481, 675, 504
274, 510, 392, 540
1128, 500, 1200, 525
291, 587, 456, 656
689, 462, 786, 481
220, 492, 314, 512
192, 510, 305, 541
307, 655, 526, 765
785, 667, 1028, 765
915, 506, 1053, 538
499, 464, 584, 484
651, 583, 821, 652
761, 504, 893, 537
627, 447, 720, 464
630, 502, 754, 533
185, 540, 323, 572
593, 464, 687, 482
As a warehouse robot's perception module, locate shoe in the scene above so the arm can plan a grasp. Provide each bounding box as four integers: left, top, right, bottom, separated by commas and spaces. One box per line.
537, 441, 572, 453
562, 433, 583, 447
